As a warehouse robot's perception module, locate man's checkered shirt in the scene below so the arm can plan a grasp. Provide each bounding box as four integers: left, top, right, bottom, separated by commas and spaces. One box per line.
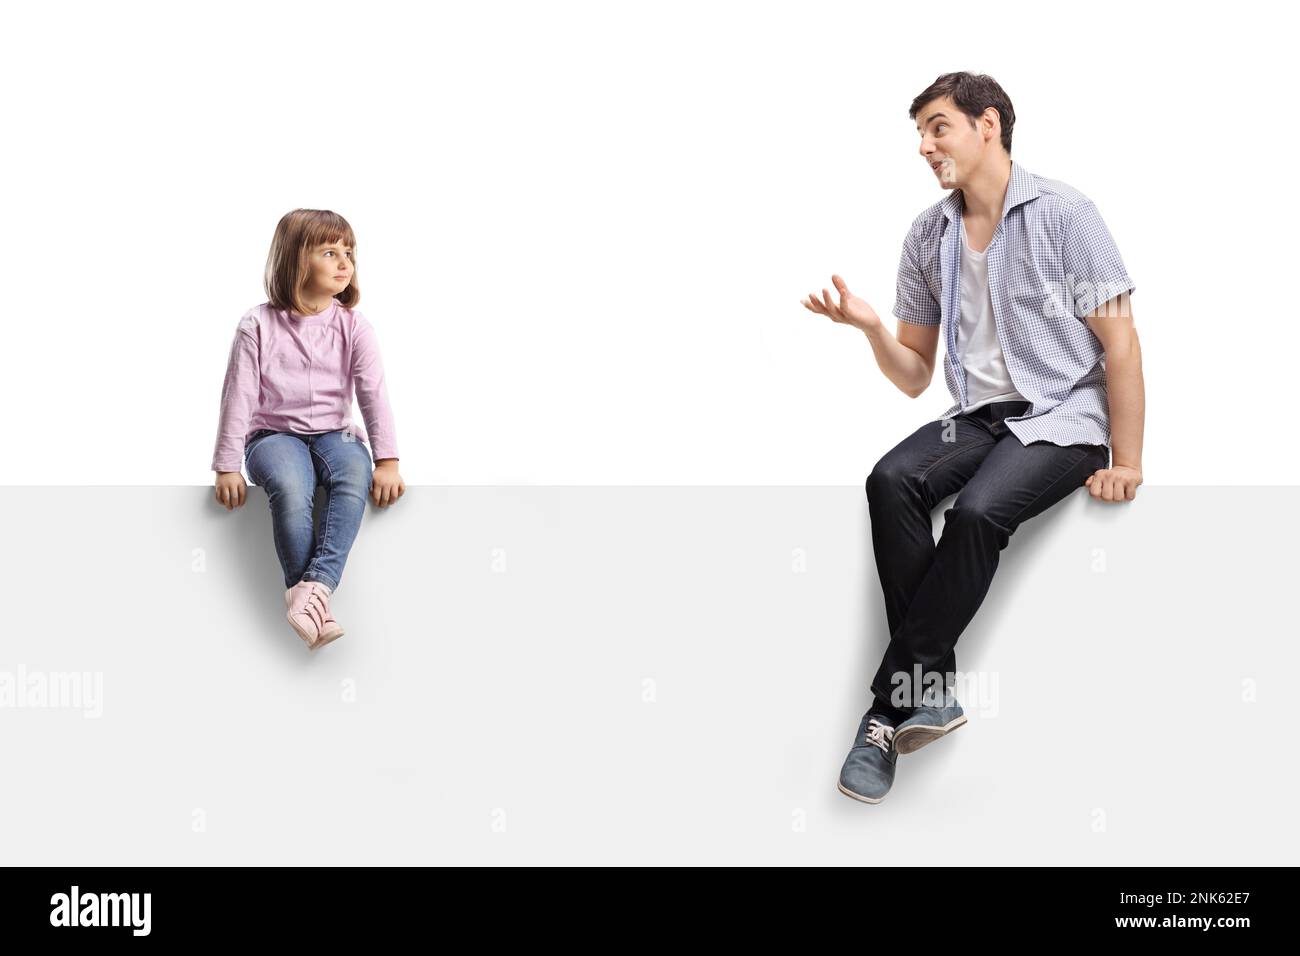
893, 159, 1136, 450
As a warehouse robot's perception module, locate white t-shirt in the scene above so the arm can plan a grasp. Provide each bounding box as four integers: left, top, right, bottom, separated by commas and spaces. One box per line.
957, 217, 1026, 412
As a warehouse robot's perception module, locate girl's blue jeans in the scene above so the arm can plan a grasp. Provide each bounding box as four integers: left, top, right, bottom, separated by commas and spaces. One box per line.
244, 428, 374, 592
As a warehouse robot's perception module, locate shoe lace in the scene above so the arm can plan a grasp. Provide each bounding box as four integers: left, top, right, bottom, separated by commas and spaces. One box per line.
865, 718, 895, 754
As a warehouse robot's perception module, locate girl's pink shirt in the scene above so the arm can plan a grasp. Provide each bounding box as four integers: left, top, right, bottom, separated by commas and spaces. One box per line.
210, 298, 399, 473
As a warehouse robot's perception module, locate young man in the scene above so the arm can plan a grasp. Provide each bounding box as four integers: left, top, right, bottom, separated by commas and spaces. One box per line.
802, 72, 1145, 804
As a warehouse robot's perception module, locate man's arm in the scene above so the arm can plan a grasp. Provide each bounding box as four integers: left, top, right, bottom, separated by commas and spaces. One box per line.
1084, 291, 1145, 501
802, 275, 939, 398
892, 320, 940, 398
861, 317, 939, 398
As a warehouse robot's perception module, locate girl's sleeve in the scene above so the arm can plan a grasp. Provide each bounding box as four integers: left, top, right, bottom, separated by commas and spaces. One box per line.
351, 313, 399, 462
210, 315, 261, 473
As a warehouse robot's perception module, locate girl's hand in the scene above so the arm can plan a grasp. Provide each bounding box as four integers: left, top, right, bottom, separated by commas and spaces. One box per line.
215, 472, 247, 510
372, 460, 405, 508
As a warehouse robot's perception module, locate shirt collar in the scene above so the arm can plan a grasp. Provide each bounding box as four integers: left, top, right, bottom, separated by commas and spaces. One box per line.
286, 297, 340, 323
941, 159, 1039, 223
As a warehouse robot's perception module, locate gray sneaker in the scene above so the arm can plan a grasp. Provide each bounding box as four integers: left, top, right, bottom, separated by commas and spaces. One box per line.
837, 713, 898, 804
892, 698, 967, 755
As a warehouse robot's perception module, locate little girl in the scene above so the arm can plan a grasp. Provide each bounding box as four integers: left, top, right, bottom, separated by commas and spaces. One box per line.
212, 209, 405, 651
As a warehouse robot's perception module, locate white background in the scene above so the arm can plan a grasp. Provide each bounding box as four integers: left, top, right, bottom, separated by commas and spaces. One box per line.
4, 1, 1297, 869
1, 0, 1294, 484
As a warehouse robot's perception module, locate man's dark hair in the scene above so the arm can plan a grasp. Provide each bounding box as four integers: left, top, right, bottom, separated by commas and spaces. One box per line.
909, 72, 1016, 156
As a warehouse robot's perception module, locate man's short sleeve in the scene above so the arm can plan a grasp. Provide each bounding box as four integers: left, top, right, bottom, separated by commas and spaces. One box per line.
1062, 199, 1136, 320
893, 223, 941, 326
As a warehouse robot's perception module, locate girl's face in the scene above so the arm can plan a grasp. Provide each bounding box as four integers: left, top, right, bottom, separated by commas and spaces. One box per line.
306, 240, 355, 295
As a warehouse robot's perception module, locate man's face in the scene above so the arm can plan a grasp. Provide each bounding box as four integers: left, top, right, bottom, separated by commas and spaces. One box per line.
915, 95, 994, 189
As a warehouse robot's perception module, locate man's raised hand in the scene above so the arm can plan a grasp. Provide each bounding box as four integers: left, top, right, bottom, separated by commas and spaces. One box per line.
801, 274, 881, 332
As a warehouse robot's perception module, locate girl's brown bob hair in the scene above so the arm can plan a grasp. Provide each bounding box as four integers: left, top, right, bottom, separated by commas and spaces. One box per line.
264, 209, 360, 315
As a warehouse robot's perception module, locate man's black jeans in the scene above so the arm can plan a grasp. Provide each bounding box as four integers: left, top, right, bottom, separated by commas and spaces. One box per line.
866, 400, 1110, 709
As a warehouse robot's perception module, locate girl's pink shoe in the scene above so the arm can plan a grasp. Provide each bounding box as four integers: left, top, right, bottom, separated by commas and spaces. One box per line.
284, 580, 341, 650
314, 589, 345, 649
